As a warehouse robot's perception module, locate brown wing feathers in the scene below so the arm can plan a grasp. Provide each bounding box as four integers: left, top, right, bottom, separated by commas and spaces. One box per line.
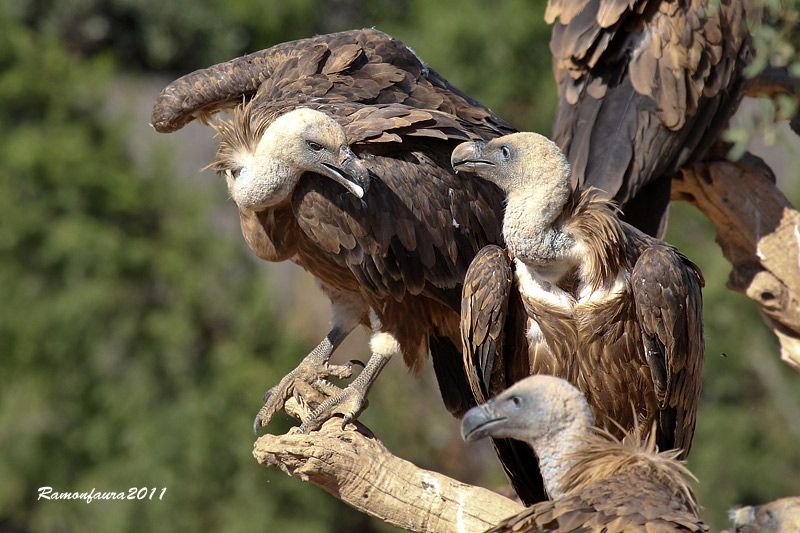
152, 29, 515, 138
547, 0, 750, 237
631, 238, 705, 455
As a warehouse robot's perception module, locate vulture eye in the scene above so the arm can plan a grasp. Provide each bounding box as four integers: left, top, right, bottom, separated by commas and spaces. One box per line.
306, 140, 324, 152
510, 396, 523, 409
500, 146, 511, 160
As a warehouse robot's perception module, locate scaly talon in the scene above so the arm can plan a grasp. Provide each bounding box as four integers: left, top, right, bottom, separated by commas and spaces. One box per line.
253, 327, 353, 434
341, 412, 355, 430
297, 384, 369, 433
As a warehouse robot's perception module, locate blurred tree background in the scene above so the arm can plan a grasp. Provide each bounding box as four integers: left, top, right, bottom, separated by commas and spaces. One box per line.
1, 1, 799, 531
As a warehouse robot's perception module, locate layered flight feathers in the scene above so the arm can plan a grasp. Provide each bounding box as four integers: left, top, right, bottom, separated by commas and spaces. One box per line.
546, 0, 751, 237
152, 28, 514, 138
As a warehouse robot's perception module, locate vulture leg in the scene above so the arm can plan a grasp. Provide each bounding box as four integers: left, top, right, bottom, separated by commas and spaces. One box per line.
254, 288, 370, 433
297, 330, 398, 433
253, 325, 356, 433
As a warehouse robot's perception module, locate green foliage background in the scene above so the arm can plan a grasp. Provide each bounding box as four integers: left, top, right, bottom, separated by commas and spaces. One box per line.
2, 1, 799, 531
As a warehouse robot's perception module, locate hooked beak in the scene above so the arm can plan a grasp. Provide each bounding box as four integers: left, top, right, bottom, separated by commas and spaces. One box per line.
461, 399, 507, 443
451, 141, 493, 174
320, 146, 369, 198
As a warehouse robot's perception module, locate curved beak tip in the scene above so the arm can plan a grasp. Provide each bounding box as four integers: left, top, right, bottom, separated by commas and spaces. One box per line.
451, 141, 490, 174
351, 182, 365, 198
323, 156, 370, 198
461, 403, 499, 443
347, 160, 369, 198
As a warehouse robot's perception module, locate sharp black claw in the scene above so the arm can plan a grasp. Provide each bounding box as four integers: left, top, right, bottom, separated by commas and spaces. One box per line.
348, 359, 365, 368
262, 388, 273, 404
253, 416, 262, 436
341, 413, 352, 430
292, 388, 307, 409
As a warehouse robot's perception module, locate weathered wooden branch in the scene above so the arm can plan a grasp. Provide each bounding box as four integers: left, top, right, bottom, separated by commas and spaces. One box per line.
672, 150, 800, 371
252, 399, 523, 533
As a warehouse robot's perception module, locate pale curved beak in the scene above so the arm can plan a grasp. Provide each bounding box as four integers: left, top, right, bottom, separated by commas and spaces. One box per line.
320, 146, 369, 198
461, 399, 506, 443
451, 141, 492, 173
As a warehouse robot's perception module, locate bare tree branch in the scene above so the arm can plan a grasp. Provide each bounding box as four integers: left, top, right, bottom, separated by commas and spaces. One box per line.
252, 400, 523, 533
672, 149, 800, 371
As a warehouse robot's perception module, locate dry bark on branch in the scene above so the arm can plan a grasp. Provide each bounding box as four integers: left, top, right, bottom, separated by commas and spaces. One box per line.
672, 150, 800, 370
253, 400, 523, 533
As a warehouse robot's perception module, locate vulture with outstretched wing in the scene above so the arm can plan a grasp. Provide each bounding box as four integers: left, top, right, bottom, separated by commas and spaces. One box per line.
452, 132, 704, 458
152, 29, 552, 503
462, 374, 708, 532
547, 0, 750, 237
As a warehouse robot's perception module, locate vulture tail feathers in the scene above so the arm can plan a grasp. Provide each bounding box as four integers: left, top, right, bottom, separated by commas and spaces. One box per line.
428, 335, 475, 418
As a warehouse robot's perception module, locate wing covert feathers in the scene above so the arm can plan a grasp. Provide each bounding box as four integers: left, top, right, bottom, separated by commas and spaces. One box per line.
152, 28, 515, 137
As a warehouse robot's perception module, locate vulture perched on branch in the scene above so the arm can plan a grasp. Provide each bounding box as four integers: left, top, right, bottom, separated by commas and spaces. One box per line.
452, 132, 704, 457
547, 0, 751, 237
152, 29, 551, 503
461, 374, 708, 532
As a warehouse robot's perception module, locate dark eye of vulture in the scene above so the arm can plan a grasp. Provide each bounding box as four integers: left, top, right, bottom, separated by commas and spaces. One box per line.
462, 375, 708, 532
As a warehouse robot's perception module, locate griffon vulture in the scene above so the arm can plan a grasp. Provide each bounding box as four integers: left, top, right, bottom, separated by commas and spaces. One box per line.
452, 132, 704, 457
725, 497, 800, 533
152, 29, 551, 503
462, 375, 708, 532
547, 0, 750, 237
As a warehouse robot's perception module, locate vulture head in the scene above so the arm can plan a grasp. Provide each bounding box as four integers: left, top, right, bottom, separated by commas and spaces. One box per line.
451, 132, 578, 278
213, 107, 369, 211
450, 132, 571, 209
461, 374, 594, 444
728, 497, 800, 533
461, 374, 595, 498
